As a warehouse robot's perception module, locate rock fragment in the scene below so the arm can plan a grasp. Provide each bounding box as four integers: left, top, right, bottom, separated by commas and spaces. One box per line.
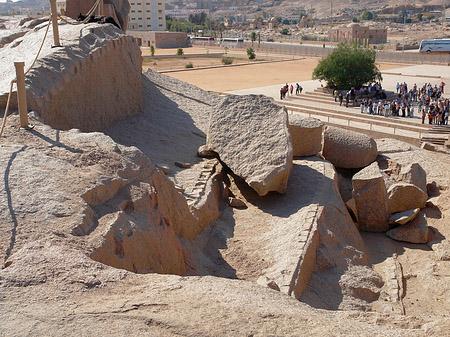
352, 162, 390, 232
322, 127, 378, 169
257, 276, 280, 291
386, 212, 429, 244
398, 163, 427, 193
175, 161, 192, 168
288, 115, 324, 157
421, 142, 450, 154
227, 197, 247, 208
197, 145, 217, 158
156, 164, 170, 175
207, 94, 293, 196
388, 208, 420, 225
387, 183, 428, 214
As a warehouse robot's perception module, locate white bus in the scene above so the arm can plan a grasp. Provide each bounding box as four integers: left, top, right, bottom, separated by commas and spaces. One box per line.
418, 39, 450, 53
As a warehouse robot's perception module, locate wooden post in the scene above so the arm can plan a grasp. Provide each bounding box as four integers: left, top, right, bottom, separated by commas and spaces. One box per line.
100, 0, 104, 16
49, 0, 61, 47
14, 62, 29, 128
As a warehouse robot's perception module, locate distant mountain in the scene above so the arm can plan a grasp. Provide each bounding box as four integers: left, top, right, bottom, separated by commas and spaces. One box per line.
1, 0, 447, 19
0, 0, 50, 15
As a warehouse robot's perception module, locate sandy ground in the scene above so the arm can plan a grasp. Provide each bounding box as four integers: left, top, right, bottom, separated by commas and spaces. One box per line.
159, 58, 405, 92
142, 46, 295, 73
143, 46, 410, 92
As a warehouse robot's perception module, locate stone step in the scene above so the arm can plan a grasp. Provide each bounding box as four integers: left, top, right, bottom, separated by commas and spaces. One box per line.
311, 88, 398, 101
278, 101, 430, 133
291, 92, 398, 109
421, 138, 447, 145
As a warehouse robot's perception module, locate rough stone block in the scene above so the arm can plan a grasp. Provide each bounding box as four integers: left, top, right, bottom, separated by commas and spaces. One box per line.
207, 94, 293, 196
322, 127, 378, 169
388, 208, 420, 225
386, 212, 429, 244
398, 163, 427, 193
388, 183, 428, 214
352, 162, 390, 232
288, 115, 324, 157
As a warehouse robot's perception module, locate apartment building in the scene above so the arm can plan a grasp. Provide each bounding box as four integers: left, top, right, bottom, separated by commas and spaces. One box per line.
128, 0, 166, 31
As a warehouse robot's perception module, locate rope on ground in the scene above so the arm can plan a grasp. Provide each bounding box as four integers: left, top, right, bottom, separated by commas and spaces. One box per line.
25, 16, 51, 76
0, 81, 16, 138
0, 16, 51, 138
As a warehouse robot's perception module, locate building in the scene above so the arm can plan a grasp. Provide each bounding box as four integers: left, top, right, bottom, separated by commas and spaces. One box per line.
127, 31, 187, 48
128, 0, 165, 31
331, 23, 387, 44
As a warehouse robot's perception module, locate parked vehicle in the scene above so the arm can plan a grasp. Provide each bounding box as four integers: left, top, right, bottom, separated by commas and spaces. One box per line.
418, 39, 450, 53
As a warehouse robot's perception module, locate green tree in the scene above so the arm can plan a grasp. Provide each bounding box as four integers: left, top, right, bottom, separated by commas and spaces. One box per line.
280, 27, 289, 35
150, 45, 155, 56
312, 42, 382, 89
246, 47, 256, 60
251, 31, 257, 46
361, 11, 373, 20
189, 12, 207, 25
176, 48, 184, 56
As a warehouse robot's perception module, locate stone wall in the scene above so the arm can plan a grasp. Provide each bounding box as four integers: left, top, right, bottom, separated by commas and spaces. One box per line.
128, 31, 188, 48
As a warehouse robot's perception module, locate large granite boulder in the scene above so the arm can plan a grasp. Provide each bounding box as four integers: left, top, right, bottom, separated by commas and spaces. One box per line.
322, 127, 378, 169
352, 162, 390, 232
288, 115, 324, 157
388, 183, 428, 214
398, 163, 427, 193
207, 94, 293, 196
386, 212, 429, 244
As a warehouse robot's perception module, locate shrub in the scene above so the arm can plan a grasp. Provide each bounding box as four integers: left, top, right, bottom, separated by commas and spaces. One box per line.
301, 35, 317, 41
312, 42, 382, 89
150, 45, 155, 56
246, 47, 256, 60
185, 62, 193, 68
280, 28, 289, 35
176, 48, 184, 56
361, 11, 374, 21
221, 56, 233, 65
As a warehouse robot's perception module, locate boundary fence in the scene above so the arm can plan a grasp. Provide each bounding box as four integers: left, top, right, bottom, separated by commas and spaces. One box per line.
191, 40, 450, 65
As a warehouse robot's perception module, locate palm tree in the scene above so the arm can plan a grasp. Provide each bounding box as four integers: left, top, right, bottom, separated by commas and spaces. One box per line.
251, 31, 257, 46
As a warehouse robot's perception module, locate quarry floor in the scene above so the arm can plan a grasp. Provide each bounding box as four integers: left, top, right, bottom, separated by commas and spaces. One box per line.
143, 48, 450, 321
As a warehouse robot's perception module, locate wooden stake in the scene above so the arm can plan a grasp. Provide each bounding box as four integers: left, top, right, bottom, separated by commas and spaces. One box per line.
14, 62, 29, 128
49, 0, 61, 47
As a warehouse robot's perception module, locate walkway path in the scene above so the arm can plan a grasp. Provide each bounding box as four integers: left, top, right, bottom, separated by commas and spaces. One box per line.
226, 64, 450, 145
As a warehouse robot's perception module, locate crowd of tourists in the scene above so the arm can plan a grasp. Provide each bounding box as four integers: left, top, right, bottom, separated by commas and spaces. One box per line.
337, 81, 449, 125
334, 83, 387, 108
280, 83, 303, 99
278, 80, 449, 125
